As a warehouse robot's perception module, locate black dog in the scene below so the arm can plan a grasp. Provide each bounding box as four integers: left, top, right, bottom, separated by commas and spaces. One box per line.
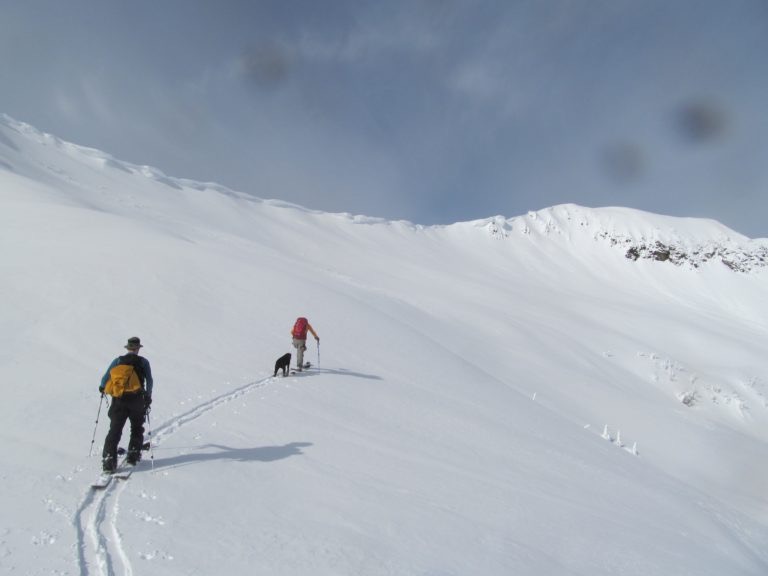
274, 353, 292, 377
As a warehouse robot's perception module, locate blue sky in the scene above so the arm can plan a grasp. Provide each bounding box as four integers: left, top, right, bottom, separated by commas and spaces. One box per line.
2, 1, 767, 237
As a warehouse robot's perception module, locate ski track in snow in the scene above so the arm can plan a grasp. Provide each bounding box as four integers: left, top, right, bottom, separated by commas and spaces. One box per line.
73, 375, 274, 575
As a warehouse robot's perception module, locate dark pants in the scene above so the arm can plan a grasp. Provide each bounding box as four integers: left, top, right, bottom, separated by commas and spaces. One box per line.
102, 393, 145, 469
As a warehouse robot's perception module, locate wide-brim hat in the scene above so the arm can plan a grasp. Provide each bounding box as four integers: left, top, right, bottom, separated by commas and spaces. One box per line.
125, 337, 143, 350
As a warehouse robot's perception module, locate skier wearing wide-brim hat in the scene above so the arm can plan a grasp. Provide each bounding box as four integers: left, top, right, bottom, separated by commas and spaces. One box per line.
99, 337, 154, 472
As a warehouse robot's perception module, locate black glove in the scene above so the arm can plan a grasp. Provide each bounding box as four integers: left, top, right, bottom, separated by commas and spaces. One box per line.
144, 395, 152, 412
99, 386, 105, 396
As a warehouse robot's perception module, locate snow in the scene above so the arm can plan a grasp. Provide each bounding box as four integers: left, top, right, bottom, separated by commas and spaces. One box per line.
1, 113, 767, 575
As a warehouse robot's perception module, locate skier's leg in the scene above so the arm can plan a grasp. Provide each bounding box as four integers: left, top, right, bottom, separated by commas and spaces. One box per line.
293, 338, 305, 369
102, 400, 129, 471
126, 396, 146, 463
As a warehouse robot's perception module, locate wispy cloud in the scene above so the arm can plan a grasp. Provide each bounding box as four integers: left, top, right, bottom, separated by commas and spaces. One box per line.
2, 1, 766, 236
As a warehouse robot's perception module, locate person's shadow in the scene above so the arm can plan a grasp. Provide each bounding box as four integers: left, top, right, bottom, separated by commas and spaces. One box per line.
151, 442, 313, 471
299, 367, 382, 380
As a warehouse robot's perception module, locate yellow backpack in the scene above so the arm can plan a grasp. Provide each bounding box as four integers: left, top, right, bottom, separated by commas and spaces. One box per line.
104, 364, 143, 398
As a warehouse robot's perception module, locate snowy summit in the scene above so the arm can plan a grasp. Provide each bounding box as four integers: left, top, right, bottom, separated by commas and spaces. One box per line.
1, 114, 767, 575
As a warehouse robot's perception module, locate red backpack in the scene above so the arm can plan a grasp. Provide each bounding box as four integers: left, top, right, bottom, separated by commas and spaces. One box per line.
292, 317, 309, 339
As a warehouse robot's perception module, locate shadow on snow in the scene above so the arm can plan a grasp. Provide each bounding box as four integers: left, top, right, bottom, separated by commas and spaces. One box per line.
151, 441, 313, 470
285, 367, 382, 380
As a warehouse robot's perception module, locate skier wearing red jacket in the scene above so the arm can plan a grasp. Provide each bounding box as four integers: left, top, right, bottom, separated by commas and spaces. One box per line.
291, 317, 319, 371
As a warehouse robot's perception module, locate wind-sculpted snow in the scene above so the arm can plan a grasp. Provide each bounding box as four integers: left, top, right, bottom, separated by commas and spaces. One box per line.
475, 204, 767, 272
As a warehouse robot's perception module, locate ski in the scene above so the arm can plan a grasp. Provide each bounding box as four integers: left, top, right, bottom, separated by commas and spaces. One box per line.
117, 441, 151, 455
290, 362, 312, 375
91, 461, 139, 489
112, 465, 135, 481
90, 446, 144, 489
91, 472, 113, 490
91, 455, 128, 489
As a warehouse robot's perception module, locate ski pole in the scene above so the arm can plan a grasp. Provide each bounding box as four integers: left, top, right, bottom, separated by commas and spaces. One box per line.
89, 393, 106, 457
146, 411, 155, 472
317, 341, 320, 368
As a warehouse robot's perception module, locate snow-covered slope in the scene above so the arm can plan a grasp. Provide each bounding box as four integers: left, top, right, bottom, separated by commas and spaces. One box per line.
1, 114, 767, 575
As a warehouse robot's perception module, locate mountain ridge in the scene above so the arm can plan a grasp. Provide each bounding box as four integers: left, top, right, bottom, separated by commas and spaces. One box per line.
472, 205, 768, 273
2, 113, 766, 260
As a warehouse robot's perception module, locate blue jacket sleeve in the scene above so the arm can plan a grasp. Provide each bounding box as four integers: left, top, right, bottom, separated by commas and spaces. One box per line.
142, 358, 154, 396
100, 358, 119, 390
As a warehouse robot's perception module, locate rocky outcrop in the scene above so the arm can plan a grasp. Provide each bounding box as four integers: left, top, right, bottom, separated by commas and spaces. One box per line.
623, 239, 768, 272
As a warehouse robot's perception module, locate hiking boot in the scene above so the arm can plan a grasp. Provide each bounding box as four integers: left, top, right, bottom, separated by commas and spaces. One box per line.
102, 460, 116, 474
127, 453, 141, 466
